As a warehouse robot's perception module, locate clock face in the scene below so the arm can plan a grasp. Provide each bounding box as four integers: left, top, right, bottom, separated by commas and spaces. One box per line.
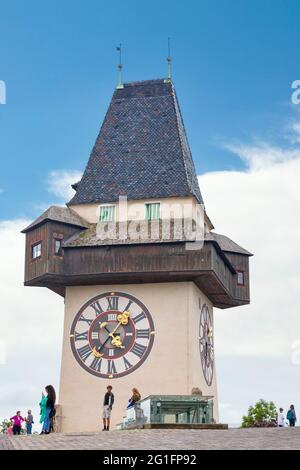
70, 292, 155, 379
199, 304, 214, 386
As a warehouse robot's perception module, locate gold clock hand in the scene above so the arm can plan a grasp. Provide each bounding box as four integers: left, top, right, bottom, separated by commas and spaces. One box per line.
111, 335, 125, 349
92, 346, 104, 358
117, 310, 130, 325
109, 322, 122, 337
98, 311, 130, 350
95, 323, 115, 356
108, 311, 130, 337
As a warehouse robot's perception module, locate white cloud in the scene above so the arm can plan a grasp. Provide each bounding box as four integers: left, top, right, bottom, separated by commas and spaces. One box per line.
199, 150, 300, 359
47, 170, 82, 201
0, 220, 63, 423
198, 129, 300, 424
223, 140, 300, 171
223, 120, 300, 171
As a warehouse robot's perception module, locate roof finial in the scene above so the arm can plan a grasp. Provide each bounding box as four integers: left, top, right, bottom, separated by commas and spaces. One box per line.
166, 37, 172, 82
116, 44, 124, 89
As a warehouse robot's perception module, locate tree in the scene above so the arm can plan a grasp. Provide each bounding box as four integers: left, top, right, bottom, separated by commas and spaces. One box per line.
0, 419, 26, 434
241, 399, 277, 428
0, 419, 10, 434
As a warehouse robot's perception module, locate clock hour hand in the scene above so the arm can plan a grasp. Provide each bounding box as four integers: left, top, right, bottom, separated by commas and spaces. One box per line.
110, 313, 130, 348
101, 312, 130, 349
100, 321, 124, 349
111, 334, 124, 349
108, 312, 129, 339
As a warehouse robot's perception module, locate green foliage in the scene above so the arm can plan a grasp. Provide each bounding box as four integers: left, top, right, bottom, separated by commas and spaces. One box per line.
0, 419, 10, 434
0, 419, 26, 434
241, 399, 277, 428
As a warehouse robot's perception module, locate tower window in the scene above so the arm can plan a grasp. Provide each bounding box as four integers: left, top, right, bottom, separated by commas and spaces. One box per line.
53, 233, 64, 256
54, 238, 62, 255
145, 203, 160, 220
237, 271, 245, 286
32, 242, 42, 259
99, 205, 116, 222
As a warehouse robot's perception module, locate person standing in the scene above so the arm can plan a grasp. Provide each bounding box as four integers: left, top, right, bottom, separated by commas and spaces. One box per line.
10, 411, 24, 435
6, 422, 13, 436
102, 385, 114, 431
25, 410, 34, 434
39, 385, 56, 434
277, 408, 285, 427
287, 404, 297, 427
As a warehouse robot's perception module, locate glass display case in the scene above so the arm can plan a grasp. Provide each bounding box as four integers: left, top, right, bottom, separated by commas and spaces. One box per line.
118, 395, 214, 429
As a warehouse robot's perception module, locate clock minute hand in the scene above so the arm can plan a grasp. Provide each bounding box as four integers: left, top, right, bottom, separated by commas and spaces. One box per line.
95, 335, 111, 356
100, 323, 112, 336
95, 323, 114, 356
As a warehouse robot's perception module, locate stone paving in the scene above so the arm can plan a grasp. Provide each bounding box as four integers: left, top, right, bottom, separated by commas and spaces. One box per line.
1, 427, 300, 450
0, 435, 14, 450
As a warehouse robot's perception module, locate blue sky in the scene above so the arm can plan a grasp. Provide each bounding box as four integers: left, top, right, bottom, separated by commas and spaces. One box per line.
1, 0, 300, 219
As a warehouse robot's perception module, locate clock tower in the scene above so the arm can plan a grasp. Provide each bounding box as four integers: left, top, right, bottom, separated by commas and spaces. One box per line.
22, 78, 252, 431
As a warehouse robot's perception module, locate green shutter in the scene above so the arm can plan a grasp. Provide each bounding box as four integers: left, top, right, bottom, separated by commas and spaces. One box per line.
146, 203, 160, 220
99, 206, 115, 222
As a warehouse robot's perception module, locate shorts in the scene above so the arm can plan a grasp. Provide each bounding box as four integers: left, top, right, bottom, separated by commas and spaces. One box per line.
103, 405, 112, 419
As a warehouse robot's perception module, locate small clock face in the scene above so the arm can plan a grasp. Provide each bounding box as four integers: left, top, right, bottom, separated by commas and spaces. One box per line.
70, 292, 155, 379
199, 304, 214, 386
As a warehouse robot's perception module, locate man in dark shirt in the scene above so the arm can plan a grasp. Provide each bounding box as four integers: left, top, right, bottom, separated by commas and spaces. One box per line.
102, 385, 114, 431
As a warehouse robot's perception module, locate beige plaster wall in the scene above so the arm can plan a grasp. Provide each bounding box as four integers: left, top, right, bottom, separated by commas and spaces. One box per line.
187, 283, 219, 421
58, 282, 218, 432
69, 196, 203, 224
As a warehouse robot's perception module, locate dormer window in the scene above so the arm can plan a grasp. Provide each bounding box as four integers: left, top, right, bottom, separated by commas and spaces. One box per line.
145, 203, 160, 220
99, 205, 116, 222
32, 242, 42, 259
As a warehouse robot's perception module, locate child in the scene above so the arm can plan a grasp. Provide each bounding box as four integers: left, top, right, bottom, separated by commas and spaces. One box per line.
277, 408, 285, 427
6, 422, 13, 436
10, 411, 25, 435
25, 410, 34, 434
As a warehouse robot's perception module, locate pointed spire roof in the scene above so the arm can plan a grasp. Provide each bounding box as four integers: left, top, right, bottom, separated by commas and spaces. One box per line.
68, 78, 203, 206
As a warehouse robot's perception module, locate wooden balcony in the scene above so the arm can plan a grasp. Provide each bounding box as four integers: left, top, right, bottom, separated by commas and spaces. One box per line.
23, 218, 251, 309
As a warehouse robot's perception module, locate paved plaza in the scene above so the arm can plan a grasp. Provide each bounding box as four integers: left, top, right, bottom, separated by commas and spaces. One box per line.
1, 427, 300, 450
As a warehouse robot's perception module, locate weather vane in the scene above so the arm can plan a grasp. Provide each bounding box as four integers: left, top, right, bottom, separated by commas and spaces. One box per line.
166, 37, 172, 82
116, 44, 124, 89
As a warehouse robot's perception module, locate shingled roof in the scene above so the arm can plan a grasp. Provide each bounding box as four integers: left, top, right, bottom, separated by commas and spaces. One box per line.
205, 232, 252, 256
21, 206, 89, 233
62, 220, 251, 257
68, 79, 203, 206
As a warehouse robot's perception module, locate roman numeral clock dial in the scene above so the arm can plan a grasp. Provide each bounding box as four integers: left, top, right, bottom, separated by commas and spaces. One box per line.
70, 292, 155, 379
199, 304, 214, 386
